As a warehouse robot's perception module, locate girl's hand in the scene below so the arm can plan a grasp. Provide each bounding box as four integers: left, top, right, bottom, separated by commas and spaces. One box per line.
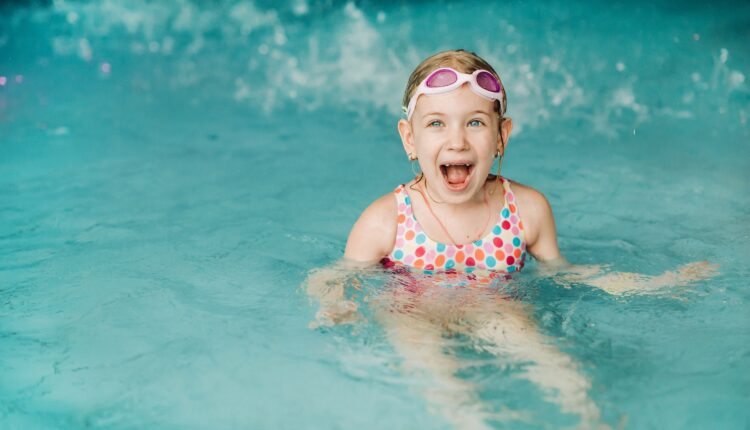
309, 300, 361, 329
657, 261, 720, 287
304, 260, 368, 329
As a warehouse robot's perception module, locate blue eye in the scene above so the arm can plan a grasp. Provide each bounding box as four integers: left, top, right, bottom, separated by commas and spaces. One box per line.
428, 120, 443, 127
468, 119, 484, 127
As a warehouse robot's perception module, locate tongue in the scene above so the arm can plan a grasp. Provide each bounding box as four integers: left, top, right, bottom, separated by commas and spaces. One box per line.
445, 165, 470, 184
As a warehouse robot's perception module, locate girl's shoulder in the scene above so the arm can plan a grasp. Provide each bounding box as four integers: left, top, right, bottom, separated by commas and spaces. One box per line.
343, 189, 398, 263
504, 178, 556, 253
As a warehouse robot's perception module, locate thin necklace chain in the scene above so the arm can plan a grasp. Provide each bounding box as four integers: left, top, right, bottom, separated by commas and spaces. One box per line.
413, 178, 492, 246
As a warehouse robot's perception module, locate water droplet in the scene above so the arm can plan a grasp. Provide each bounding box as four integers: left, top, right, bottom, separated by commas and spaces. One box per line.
66, 11, 79, 24
720, 48, 728, 63
78, 38, 92, 62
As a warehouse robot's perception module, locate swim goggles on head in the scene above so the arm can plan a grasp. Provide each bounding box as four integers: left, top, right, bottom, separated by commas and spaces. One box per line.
404, 67, 506, 121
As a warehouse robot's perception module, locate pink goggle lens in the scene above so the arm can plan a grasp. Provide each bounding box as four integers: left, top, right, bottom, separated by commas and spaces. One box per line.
425, 69, 458, 88
476, 71, 501, 93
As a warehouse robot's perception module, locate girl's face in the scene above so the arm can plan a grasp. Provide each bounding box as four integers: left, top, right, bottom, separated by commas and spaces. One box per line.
398, 84, 512, 205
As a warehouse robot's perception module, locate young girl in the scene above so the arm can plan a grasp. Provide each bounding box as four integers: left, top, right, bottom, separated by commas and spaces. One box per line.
307, 49, 717, 429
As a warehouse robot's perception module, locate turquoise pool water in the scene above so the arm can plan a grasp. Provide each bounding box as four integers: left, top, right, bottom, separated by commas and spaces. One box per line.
1, 1, 749, 429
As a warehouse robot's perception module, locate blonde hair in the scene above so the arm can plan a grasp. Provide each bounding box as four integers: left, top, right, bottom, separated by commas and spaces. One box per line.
402, 49, 507, 117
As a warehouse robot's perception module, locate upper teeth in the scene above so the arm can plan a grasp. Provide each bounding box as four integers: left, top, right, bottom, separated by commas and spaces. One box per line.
444, 163, 471, 166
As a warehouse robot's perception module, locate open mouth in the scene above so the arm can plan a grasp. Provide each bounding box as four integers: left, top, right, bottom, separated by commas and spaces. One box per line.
439, 162, 474, 191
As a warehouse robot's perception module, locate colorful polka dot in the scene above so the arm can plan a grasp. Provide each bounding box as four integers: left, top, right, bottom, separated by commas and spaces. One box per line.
416, 233, 426, 244
455, 251, 465, 263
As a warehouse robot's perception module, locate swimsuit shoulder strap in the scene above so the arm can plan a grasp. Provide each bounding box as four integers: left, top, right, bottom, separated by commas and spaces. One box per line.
393, 183, 407, 207
392, 183, 410, 221
499, 176, 518, 211
499, 176, 523, 234
493, 176, 508, 204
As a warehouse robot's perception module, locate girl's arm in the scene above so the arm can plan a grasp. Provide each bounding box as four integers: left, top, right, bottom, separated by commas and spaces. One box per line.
516, 184, 719, 296
548, 259, 718, 296
305, 193, 397, 327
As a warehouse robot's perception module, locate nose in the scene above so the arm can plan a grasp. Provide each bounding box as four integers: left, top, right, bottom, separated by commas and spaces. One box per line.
446, 125, 470, 151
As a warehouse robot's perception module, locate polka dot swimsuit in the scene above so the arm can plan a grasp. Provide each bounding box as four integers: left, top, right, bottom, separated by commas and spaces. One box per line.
380, 176, 527, 280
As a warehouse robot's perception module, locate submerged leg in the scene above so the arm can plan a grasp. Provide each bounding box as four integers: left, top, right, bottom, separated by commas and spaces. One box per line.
371, 300, 494, 430
456, 298, 605, 428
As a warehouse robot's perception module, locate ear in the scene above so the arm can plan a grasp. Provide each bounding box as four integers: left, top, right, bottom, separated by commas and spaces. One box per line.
397, 119, 416, 159
498, 117, 513, 155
